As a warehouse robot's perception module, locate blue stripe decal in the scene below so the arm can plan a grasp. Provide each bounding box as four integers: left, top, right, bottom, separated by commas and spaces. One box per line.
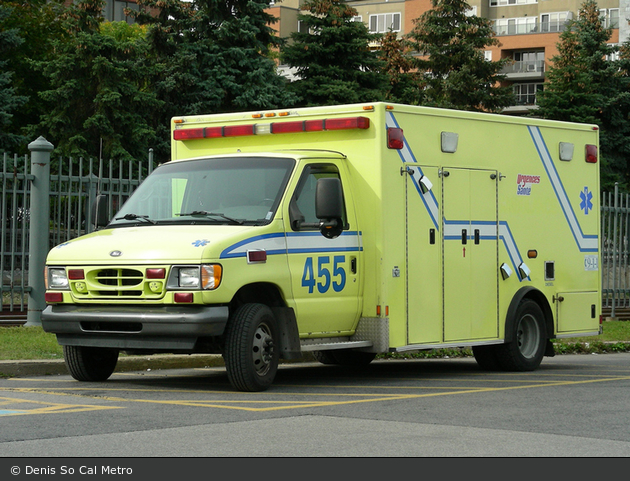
388, 111, 535, 281
220, 231, 363, 259
444, 220, 528, 281
386, 111, 440, 229
527, 126, 598, 252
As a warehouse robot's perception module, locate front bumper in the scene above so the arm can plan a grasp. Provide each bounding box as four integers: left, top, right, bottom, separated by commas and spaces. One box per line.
41, 304, 229, 351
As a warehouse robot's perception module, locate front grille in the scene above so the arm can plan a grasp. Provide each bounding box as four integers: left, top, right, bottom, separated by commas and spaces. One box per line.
70, 266, 166, 300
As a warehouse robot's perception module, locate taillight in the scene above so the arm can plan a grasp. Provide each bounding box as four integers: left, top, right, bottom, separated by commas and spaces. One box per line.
388, 127, 404, 149
585, 144, 598, 163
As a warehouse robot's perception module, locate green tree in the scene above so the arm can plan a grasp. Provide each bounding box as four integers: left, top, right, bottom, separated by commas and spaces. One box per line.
0, 1, 66, 153
130, 0, 297, 160
28, 0, 161, 161
377, 30, 424, 105
536, 0, 630, 191
405, 0, 514, 112
0, 4, 28, 152
280, 0, 388, 106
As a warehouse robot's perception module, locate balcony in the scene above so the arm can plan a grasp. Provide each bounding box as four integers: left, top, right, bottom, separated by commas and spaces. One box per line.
493, 20, 570, 36
501, 60, 545, 80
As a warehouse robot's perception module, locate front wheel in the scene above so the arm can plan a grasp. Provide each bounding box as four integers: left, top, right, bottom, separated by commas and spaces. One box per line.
223, 303, 279, 392
63, 345, 119, 382
495, 299, 546, 371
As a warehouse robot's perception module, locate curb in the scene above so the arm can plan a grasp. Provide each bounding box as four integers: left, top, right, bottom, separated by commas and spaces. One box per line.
0, 354, 226, 378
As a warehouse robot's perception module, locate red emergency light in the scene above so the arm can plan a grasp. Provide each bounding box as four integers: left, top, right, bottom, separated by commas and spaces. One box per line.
585, 144, 598, 163
173, 116, 370, 141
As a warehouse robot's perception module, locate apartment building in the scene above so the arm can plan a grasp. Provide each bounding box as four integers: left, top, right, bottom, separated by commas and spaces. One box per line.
98, 0, 629, 113
269, 0, 629, 113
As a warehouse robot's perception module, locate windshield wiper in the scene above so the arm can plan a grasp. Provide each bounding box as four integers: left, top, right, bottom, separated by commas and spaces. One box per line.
114, 213, 156, 224
176, 211, 244, 225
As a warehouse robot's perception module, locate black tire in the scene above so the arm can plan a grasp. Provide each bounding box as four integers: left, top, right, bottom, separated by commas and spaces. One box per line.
328, 350, 376, 366
63, 345, 119, 382
223, 303, 279, 392
472, 345, 501, 371
495, 299, 546, 371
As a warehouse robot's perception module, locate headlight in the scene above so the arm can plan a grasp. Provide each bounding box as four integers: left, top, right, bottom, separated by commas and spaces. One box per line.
46, 267, 69, 290
179, 267, 200, 288
168, 265, 222, 290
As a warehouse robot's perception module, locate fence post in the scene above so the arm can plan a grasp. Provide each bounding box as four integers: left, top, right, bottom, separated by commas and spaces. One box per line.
25, 137, 54, 327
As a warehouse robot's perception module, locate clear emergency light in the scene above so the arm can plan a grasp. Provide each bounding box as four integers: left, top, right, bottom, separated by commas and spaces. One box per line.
173, 116, 370, 141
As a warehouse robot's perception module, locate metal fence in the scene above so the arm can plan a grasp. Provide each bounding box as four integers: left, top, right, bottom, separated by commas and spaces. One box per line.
2, 140, 629, 322
602, 184, 630, 319
1, 139, 155, 323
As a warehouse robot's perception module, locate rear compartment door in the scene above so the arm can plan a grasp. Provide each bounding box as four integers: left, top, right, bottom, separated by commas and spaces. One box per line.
442, 167, 499, 342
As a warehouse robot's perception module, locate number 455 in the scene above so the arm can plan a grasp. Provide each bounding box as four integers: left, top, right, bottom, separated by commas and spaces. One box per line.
301, 256, 346, 294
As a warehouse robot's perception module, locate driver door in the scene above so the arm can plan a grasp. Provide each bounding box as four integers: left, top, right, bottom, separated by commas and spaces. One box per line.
283, 162, 362, 337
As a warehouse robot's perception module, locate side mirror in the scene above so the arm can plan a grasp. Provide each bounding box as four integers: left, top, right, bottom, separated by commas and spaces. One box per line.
91, 194, 109, 229
315, 178, 344, 239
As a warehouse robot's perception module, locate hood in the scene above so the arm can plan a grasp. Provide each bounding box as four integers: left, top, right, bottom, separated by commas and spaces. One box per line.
46, 224, 261, 265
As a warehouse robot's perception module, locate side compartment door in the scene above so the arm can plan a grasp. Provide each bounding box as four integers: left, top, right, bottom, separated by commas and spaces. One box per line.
406, 165, 442, 344
283, 163, 362, 336
442, 168, 499, 342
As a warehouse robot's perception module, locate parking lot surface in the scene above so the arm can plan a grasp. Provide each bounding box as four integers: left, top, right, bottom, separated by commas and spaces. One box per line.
1, 353, 629, 457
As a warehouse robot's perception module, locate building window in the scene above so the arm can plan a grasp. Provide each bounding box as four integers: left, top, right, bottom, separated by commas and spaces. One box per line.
102, 0, 139, 23
607, 44, 620, 61
484, 50, 492, 61
494, 17, 537, 36
600, 9, 620, 29
513, 83, 544, 105
490, 0, 537, 7
369, 13, 401, 33
513, 51, 545, 72
540, 12, 572, 33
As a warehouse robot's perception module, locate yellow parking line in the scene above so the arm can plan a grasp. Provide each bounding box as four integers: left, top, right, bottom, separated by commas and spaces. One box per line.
0, 396, 122, 416
2, 373, 628, 413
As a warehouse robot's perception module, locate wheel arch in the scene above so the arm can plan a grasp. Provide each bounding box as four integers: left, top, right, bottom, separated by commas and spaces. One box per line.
230, 281, 287, 310
504, 286, 554, 343
228, 282, 301, 360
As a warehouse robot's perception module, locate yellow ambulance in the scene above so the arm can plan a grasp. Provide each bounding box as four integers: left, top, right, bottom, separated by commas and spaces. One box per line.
41, 102, 602, 391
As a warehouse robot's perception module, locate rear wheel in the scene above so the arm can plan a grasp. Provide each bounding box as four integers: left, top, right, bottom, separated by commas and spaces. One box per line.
63, 345, 119, 382
495, 299, 546, 371
223, 303, 279, 392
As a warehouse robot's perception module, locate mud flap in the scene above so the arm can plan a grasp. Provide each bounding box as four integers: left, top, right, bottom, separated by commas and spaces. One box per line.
271, 307, 302, 360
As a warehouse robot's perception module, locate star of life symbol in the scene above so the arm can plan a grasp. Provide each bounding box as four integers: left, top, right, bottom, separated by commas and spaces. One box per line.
580, 187, 593, 215
192, 239, 209, 247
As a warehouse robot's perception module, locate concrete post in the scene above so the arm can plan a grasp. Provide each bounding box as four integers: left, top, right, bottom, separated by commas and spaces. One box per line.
25, 137, 54, 326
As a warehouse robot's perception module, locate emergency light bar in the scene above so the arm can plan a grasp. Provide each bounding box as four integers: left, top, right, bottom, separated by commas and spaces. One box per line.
173, 116, 370, 141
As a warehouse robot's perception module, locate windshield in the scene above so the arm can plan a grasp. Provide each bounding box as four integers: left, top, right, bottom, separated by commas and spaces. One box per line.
110, 156, 295, 227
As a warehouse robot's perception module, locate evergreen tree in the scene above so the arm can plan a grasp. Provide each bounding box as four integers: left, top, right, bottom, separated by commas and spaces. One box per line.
405, 0, 514, 112
0, 4, 28, 152
0, 1, 66, 153
280, 0, 388, 106
536, 0, 630, 191
377, 30, 424, 105
28, 0, 162, 161
132, 0, 297, 124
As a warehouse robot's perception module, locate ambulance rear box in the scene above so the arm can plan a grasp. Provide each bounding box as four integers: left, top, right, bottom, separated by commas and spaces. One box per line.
41, 102, 602, 391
